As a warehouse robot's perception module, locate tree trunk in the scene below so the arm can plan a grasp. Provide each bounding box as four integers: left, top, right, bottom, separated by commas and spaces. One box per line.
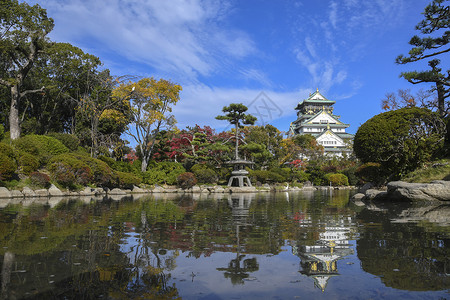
9, 86, 21, 140
436, 81, 446, 118
235, 123, 239, 160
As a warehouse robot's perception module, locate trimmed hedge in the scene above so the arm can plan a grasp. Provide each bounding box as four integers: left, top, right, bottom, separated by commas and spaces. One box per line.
13, 135, 69, 165
29, 172, 51, 188
48, 154, 93, 189
17, 151, 39, 175
177, 172, 197, 189
0, 153, 17, 180
325, 173, 349, 186
143, 161, 186, 185
116, 171, 142, 189
191, 164, 218, 184
46, 133, 80, 151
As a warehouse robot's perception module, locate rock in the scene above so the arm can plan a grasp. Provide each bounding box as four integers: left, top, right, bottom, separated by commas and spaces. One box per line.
351, 193, 365, 201
10, 190, 23, 198
365, 189, 385, 200
0, 187, 12, 199
109, 188, 126, 195
35, 189, 49, 197
132, 185, 145, 193
48, 184, 63, 197
79, 187, 95, 196
359, 182, 374, 194
22, 186, 36, 197
387, 180, 450, 201
191, 186, 201, 193
152, 186, 165, 193
215, 186, 225, 193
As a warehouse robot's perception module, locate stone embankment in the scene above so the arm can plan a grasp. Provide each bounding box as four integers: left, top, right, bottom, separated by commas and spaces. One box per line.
0, 184, 355, 199
351, 180, 450, 204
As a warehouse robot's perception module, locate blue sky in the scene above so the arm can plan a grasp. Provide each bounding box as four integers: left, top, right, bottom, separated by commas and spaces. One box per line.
31, 0, 435, 135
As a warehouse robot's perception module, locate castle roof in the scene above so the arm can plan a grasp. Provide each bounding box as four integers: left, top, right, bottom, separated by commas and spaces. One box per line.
295, 89, 336, 110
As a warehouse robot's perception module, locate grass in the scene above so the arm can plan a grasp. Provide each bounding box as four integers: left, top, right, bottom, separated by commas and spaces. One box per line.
402, 159, 450, 183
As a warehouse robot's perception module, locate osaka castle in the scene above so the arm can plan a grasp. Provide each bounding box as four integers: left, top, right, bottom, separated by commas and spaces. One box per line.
288, 89, 353, 157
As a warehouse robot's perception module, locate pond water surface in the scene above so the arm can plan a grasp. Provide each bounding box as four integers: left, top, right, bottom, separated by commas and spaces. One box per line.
0, 190, 449, 299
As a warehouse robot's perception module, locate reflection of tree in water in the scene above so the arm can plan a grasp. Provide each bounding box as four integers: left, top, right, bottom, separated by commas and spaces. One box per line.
217, 194, 259, 285
217, 255, 259, 285
356, 205, 450, 291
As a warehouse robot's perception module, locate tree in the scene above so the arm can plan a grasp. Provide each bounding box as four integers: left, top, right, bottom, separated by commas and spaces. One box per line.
216, 103, 257, 160
354, 107, 446, 180
113, 78, 182, 172
0, 0, 54, 139
396, 0, 450, 118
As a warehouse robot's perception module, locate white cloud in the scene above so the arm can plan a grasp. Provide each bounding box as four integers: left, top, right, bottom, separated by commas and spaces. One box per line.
173, 84, 305, 130
36, 0, 255, 81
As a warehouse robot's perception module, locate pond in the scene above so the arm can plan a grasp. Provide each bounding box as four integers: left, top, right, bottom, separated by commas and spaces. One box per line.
0, 190, 449, 299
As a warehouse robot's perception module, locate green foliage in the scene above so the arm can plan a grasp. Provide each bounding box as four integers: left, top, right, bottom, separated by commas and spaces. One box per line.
0, 153, 17, 180
17, 151, 39, 175
249, 169, 284, 184
306, 163, 327, 186
46, 133, 80, 151
177, 172, 197, 189
341, 166, 359, 186
0, 124, 4, 140
142, 161, 186, 185
74, 154, 116, 187
354, 107, 446, 180
116, 171, 142, 189
29, 172, 51, 188
356, 162, 383, 185
13, 134, 69, 165
191, 164, 218, 184
292, 169, 309, 182
98, 155, 139, 174
0, 142, 15, 159
48, 154, 93, 189
402, 159, 450, 183
325, 173, 349, 186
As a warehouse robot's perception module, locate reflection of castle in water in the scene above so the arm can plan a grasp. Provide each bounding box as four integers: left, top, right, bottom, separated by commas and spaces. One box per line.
292, 216, 356, 291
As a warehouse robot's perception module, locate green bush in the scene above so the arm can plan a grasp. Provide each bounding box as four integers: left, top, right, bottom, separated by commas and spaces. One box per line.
191, 164, 218, 184
292, 169, 309, 182
17, 151, 39, 175
249, 169, 284, 184
356, 162, 383, 185
74, 154, 116, 187
116, 171, 142, 189
325, 173, 349, 186
46, 133, 80, 151
48, 154, 93, 189
0, 153, 17, 180
29, 172, 51, 188
142, 161, 186, 185
354, 107, 445, 179
341, 166, 359, 186
177, 172, 197, 189
0, 142, 15, 159
0, 124, 4, 140
13, 135, 69, 165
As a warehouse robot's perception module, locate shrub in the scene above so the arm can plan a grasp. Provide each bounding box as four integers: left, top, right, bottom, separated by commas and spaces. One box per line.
116, 171, 142, 189
356, 162, 384, 185
0, 124, 4, 140
13, 135, 69, 165
0, 153, 17, 180
292, 169, 309, 182
72, 153, 116, 187
341, 166, 359, 186
17, 151, 39, 175
326, 173, 349, 186
0, 142, 15, 159
177, 172, 197, 189
249, 169, 284, 184
191, 164, 218, 184
46, 133, 80, 151
354, 107, 445, 179
29, 172, 51, 188
49, 154, 93, 189
143, 162, 186, 185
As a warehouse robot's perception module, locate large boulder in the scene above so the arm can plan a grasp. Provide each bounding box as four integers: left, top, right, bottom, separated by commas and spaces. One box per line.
48, 184, 63, 197
0, 187, 11, 199
387, 180, 450, 201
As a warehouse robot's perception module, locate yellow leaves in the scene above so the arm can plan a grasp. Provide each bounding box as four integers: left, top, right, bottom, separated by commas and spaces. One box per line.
100, 109, 127, 125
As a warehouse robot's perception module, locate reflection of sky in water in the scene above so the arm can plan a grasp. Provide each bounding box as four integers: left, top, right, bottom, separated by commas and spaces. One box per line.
0, 191, 448, 299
